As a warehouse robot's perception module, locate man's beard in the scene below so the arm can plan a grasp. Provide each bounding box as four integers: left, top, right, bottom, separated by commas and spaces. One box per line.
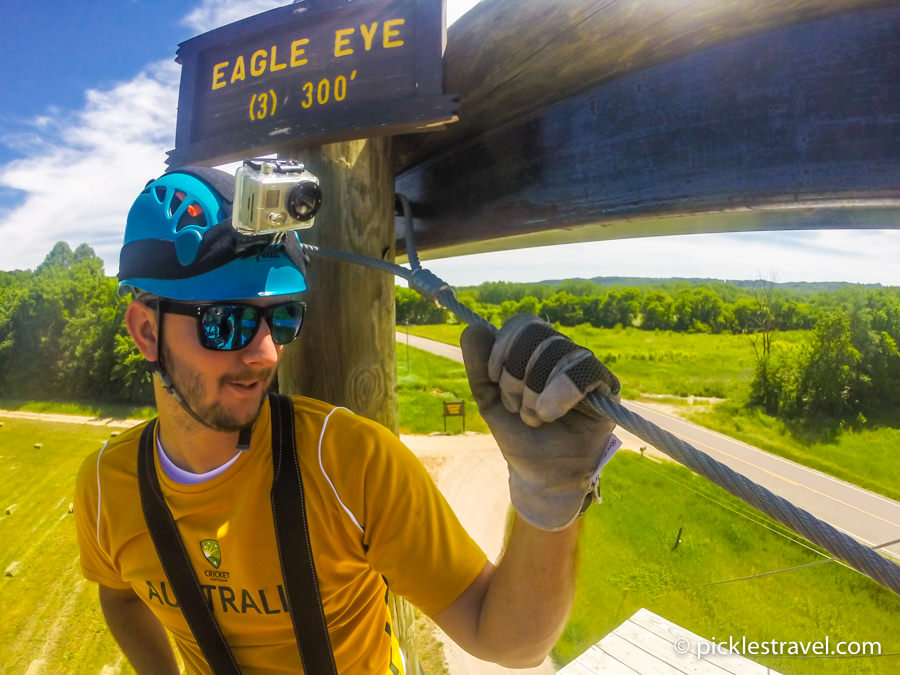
161, 342, 277, 432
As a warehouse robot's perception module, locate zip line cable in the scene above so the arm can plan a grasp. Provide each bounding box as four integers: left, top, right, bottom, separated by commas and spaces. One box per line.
643, 458, 900, 589
671, 558, 836, 592
667, 538, 900, 594
586, 392, 900, 596
596, 456, 850, 592
640, 457, 835, 561
298, 195, 900, 597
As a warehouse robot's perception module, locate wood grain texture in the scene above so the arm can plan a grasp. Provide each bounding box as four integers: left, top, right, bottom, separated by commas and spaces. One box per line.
276, 137, 422, 673
395, 0, 896, 171
394, 3, 900, 260
169, 0, 455, 166
277, 137, 399, 434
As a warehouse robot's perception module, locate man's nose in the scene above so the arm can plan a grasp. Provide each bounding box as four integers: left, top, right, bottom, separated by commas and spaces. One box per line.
241, 319, 280, 367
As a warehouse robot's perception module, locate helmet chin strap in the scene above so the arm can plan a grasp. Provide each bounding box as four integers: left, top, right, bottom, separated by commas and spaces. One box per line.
148, 360, 253, 451
151, 306, 252, 451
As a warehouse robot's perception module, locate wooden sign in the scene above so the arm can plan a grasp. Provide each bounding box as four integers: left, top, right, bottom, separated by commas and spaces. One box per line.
168, 0, 455, 166
442, 400, 465, 432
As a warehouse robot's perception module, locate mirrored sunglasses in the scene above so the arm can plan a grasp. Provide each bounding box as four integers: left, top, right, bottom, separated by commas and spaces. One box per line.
160, 300, 306, 351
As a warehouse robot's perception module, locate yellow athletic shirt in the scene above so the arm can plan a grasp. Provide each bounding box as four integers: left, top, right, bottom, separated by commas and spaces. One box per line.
74, 396, 487, 674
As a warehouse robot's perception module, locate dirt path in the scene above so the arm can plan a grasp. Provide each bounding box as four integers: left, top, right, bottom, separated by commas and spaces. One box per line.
402, 433, 558, 674
0, 409, 143, 428
403, 429, 672, 675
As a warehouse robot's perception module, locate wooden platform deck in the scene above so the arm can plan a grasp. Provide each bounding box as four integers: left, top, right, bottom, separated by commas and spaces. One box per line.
557, 609, 781, 674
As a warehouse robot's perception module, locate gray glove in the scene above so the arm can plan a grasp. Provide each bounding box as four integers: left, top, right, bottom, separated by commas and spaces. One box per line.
461, 314, 622, 531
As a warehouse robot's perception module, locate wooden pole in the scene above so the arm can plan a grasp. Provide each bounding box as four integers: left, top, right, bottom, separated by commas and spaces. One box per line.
278, 138, 398, 431
277, 138, 419, 670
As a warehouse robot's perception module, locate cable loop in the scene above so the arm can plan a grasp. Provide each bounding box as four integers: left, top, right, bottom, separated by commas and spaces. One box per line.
396, 194, 421, 272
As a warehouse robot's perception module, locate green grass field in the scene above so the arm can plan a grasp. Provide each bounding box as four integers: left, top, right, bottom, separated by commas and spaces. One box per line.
396, 342, 488, 434
556, 452, 900, 674
1, 322, 896, 673
405, 323, 900, 671
405, 323, 898, 502
685, 402, 900, 503
406, 323, 809, 400
0, 417, 136, 673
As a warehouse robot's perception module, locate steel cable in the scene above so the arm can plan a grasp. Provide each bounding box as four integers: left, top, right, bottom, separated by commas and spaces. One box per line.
587, 394, 900, 595
298, 204, 900, 597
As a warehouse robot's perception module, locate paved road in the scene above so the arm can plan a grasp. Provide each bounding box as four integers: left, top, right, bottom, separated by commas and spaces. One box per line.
397, 331, 900, 561
397, 329, 467, 363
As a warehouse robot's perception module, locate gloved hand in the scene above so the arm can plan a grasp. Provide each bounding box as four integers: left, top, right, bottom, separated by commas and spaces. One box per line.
461, 314, 621, 531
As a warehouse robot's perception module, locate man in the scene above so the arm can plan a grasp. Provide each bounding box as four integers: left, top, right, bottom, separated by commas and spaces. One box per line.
74, 166, 621, 674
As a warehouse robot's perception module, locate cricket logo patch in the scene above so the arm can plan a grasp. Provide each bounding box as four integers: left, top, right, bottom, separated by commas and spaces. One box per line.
200, 539, 222, 569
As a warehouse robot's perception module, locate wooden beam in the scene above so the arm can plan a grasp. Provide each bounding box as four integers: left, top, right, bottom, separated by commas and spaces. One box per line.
394, 3, 900, 260
395, 0, 895, 172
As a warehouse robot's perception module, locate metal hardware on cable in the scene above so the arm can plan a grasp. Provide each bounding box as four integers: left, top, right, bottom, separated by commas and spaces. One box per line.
409, 267, 452, 305
297, 195, 900, 598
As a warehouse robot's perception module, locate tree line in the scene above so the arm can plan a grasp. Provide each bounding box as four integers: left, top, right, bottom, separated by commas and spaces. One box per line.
750, 288, 900, 426
2, 242, 899, 427
399, 277, 900, 426
398, 277, 822, 333
0, 242, 150, 404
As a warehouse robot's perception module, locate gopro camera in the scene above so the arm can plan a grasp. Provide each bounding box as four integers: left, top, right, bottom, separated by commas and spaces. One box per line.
233, 159, 323, 234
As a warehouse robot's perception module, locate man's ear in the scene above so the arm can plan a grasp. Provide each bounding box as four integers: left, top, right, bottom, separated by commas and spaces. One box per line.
125, 301, 160, 362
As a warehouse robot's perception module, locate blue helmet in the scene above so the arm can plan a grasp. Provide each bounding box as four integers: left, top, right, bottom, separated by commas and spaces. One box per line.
117, 167, 307, 301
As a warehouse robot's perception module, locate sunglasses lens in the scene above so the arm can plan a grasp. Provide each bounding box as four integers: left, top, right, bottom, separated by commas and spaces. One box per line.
271, 303, 304, 344
198, 305, 245, 350
197, 303, 304, 350
237, 307, 261, 347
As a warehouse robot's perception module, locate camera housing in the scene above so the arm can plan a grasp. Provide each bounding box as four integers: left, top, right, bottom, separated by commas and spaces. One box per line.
233, 159, 323, 234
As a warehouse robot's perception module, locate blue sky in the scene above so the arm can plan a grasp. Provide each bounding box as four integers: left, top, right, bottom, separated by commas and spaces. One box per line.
1, 0, 899, 286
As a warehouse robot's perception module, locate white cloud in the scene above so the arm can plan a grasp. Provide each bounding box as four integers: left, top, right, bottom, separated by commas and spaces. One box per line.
181, 0, 291, 33
1, 0, 896, 289
0, 60, 180, 272
0, 0, 293, 274
448, 0, 483, 24
181, 0, 480, 34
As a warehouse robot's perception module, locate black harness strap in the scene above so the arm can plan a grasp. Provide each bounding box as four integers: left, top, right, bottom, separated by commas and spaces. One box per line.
137, 421, 241, 675
136, 394, 337, 674
269, 394, 339, 674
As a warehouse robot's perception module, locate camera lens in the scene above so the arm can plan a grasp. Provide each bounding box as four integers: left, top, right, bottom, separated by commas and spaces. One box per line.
286, 181, 323, 222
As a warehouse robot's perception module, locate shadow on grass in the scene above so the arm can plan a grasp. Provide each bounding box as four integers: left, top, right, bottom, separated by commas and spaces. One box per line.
764, 407, 899, 445
779, 415, 842, 445
857, 408, 900, 430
